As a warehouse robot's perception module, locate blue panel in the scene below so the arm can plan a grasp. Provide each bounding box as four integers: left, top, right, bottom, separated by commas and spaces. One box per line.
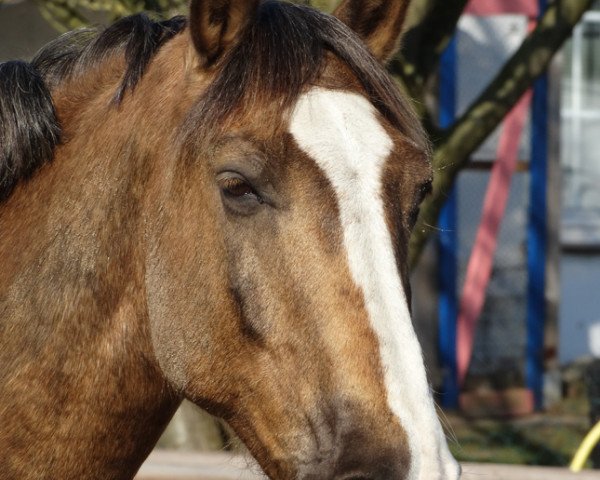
439, 37, 457, 129
439, 191, 458, 408
438, 36, 459, 409
527, 0, 549, 410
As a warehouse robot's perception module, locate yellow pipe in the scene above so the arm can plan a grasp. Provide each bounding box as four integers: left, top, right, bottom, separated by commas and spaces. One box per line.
570, 420, 600, 472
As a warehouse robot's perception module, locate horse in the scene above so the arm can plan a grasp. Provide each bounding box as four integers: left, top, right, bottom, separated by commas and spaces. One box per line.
0, 1, 460, 479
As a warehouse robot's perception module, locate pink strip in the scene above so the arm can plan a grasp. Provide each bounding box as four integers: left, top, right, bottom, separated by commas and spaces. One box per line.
456, 90, 533, 386
466, 0, 538, 17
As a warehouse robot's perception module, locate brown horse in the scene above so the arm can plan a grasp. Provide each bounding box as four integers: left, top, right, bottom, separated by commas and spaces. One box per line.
0, 1, 459, 479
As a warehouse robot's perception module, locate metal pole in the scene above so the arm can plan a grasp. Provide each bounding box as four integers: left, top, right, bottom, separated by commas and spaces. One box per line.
526, 0, 549, 410
438, 35, 459, 409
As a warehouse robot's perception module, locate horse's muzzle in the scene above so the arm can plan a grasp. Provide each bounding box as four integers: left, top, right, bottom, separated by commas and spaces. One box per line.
294, 421, 411, 480
294, 423, 461, 480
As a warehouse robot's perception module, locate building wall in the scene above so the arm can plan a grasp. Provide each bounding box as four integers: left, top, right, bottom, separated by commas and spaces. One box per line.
560, 255, 600, 363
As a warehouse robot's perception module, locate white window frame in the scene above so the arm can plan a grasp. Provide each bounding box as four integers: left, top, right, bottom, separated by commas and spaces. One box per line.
561, 10, 600, 249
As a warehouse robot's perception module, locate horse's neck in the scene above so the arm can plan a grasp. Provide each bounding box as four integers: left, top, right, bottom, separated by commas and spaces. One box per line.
0, 306, 179, 479
0, 39, 200, 476
0, 200, 179, 478
0, 173, 180, 478
0, 340, 178, 480
0, 96, 181, 480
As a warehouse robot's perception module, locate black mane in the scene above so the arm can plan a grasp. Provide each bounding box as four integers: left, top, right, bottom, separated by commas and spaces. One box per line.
31, 14, 186, 103
0, 61, 60, 201
0, 14, 186, 201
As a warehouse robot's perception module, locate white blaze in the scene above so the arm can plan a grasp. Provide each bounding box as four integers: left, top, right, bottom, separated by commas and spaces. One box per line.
289, 88, 459, 480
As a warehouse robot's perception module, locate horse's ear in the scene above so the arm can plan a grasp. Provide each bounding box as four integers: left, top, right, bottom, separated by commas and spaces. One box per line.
333, 0, 410, 63
189, 0, 260, 67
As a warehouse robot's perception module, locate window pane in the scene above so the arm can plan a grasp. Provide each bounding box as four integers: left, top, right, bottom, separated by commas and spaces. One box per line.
561, 11, 600, 247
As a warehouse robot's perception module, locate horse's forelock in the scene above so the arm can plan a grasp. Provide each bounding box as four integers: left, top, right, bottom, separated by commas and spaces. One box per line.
183, 1, 428, 154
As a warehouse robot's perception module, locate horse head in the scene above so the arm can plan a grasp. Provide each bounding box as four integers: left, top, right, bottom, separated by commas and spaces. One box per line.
144, 1, 459, 479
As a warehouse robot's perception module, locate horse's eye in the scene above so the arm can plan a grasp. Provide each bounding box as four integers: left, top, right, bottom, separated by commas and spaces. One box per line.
408, 207, 420, 229
406, 181, 430, 229
217, 172, 264, 214
221, 176, 256, 198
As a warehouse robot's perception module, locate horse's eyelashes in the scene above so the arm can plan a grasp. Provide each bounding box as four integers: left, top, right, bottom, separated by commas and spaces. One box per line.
221, 176, 255, 197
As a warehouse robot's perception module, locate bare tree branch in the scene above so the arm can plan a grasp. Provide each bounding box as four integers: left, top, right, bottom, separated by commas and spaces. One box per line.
33, 0, 186, 31
34, 0, 90, 32
392, 0, 468, 102
409, 0, 595, 269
